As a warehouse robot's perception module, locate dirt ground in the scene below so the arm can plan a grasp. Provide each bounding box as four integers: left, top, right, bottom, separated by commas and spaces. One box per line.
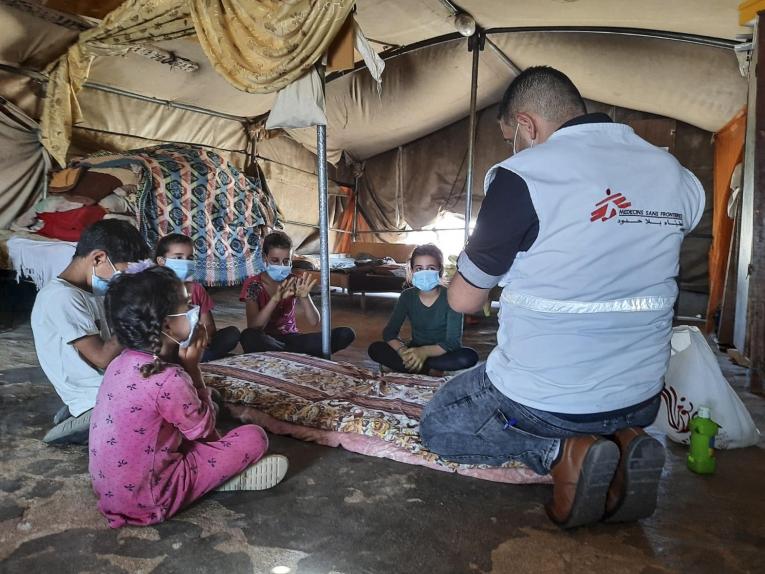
0, 289, 763, 574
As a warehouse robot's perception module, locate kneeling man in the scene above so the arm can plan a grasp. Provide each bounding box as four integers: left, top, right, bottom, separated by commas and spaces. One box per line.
420, 66, 704, 528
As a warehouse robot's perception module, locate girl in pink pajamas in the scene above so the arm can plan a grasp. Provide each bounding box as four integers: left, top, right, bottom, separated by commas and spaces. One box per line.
89, 265, 287, 528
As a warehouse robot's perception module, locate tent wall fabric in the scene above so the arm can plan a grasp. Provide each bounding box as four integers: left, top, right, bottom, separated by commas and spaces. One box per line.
0, 70, 43, 120
256, 131, 349, 251
0, 3, 77, 69
0, 97, 50, 228
287, 37, 510, 163
286, 33, 745, 164
0, 70, 251, 169
1, 2, 747, 170
71, 87, 248, 163
706, 109, 747, 330
355, 103, 506, 233
40, 0, 196, 166
39, 0, 356, 166
355, 0, 747, 47
489, 32, 745, 134
86, 38, 276, 118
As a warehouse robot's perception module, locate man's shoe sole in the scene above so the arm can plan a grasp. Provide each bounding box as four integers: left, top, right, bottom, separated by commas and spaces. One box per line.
604, 435, 665, 523
216, 454, 288, 492
546, 440, 620, 529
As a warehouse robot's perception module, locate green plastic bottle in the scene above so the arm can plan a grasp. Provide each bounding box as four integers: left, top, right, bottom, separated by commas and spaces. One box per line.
687, 406, 719, 475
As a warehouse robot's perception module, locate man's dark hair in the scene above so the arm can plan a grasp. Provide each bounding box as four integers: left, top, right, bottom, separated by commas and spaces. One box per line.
74, 220, 150, 263
497, 66, 586, 125
262, 230, 292, 255
154, 233, 193, 260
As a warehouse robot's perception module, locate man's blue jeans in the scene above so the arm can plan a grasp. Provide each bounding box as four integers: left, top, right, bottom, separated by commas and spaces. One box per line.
420, 363, 661, 475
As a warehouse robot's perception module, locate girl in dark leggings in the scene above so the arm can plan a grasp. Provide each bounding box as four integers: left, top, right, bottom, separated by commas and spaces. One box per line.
368, 244, 478, 375
239, 231, 355, 356
155, 233, 240, 362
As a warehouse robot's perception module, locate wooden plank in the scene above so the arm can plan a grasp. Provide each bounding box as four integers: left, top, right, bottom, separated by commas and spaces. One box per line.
628, 118, 676, 154
718, 211, 741, 347
740, 0, 765, 25
43, 0, 125, 20
749, 12, 765, 392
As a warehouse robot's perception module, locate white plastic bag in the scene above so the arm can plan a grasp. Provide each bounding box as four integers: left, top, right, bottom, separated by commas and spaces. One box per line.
649, 325, 760, 449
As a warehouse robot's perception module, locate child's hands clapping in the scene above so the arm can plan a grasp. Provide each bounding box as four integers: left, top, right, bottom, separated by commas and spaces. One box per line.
273, 277, 297, 302
295, 273, 318, 299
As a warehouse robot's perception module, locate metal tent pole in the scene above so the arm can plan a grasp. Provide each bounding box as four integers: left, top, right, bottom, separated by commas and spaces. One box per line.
464, 32, 484, 245
316, 71, 332, 359
352, 174, 360, 241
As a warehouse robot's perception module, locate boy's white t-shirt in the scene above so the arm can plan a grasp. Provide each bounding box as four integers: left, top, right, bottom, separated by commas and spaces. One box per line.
31, 277, 111, 416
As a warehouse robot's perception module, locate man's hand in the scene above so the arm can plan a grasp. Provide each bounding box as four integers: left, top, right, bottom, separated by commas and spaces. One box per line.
295, 273, 318, 298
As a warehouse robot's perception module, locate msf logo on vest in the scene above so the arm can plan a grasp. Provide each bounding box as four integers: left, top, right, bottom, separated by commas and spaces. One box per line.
590, 189, 631, 222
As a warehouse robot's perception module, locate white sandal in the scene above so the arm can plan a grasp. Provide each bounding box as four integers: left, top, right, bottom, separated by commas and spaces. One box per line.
216, 454, 288, 491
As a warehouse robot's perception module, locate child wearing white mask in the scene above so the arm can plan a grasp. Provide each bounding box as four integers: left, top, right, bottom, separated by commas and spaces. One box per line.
239, 231, 355, 356
31, 220, 150, 445
155, 233, 240, 362
368, 244, 478, 375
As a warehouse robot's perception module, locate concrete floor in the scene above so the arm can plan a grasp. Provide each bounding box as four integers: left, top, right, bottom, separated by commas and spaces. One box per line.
0, 288, 763, 574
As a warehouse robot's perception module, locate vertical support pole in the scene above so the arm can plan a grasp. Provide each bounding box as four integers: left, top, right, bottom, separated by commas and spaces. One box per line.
464, 32, 484, 245
317, 70, 332, 359
748, 12, 765, 392
736, 30, 757, 355
352, 174, 360, 242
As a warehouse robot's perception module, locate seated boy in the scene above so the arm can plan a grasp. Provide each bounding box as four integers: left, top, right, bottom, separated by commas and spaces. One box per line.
239, 231, 355, 357
155, 232, 241, 362
31, 220, 150, 444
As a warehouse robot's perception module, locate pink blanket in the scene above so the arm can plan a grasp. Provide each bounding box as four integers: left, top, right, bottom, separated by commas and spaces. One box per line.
202, 352, 549, 484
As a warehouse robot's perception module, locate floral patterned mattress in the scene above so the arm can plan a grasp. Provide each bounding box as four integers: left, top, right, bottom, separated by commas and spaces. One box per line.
201, 352, 548, 484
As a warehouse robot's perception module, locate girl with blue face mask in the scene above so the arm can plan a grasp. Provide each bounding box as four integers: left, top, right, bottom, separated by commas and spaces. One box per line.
89, 266, 288, 528
368, 244, 479, 375
239, 231, 355, 356
155, 233, 240, 362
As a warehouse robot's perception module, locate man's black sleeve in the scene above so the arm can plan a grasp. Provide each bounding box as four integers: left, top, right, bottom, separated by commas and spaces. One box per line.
457, 168, 539, 289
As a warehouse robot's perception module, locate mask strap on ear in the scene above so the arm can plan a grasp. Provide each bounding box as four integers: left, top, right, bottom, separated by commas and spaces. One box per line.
162, 331, 180, 345
512, 123, 520, 155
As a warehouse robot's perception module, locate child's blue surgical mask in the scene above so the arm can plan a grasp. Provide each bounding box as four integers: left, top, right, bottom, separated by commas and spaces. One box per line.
91, 256, 121, 296
165, 258, 196, 282
412, 269, 440, 292
266, 263, 292, 282
163, 305, 201, 349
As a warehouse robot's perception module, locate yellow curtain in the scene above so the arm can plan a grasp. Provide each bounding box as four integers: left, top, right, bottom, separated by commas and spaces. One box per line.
40, 0, 195, 166
189, 0, 355, 93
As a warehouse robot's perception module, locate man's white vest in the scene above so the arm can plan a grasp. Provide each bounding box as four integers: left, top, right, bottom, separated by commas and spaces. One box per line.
485, 121, 705, 414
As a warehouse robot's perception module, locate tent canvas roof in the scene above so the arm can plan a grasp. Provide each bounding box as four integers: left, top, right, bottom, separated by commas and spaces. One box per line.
0, 0, 750, 164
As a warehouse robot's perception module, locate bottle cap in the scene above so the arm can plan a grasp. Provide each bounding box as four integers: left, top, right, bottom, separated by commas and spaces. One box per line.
697, 406, 711, 419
